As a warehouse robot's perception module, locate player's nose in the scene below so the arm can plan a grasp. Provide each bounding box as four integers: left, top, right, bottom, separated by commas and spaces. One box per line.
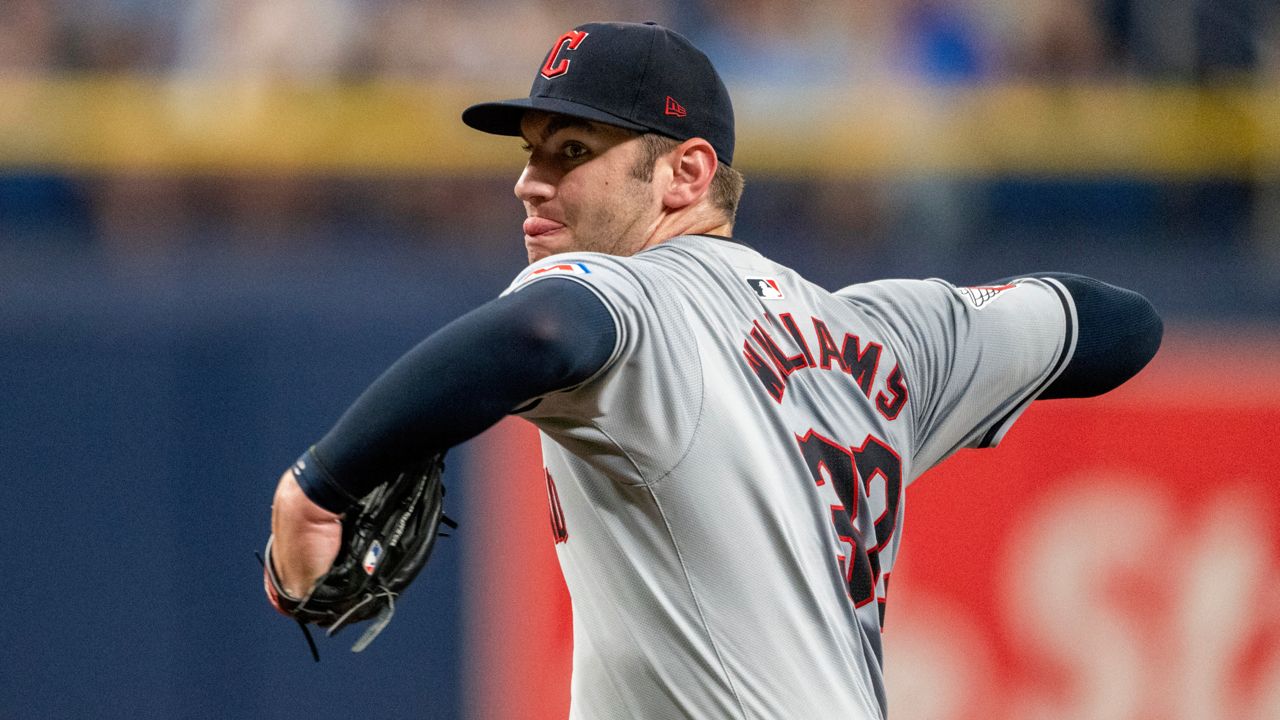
514, 162, 554, 205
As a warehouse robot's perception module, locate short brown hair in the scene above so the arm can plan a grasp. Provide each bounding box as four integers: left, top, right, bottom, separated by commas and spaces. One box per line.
632, 133, 745, 225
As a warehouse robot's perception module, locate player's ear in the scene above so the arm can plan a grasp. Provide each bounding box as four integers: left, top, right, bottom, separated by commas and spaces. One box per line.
662, 138, 717, 210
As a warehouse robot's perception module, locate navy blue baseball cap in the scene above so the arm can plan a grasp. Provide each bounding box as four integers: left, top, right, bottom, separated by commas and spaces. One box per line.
462, 21, 735, 166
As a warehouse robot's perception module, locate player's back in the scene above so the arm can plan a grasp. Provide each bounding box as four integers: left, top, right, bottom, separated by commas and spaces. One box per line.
506, 235, 919, 719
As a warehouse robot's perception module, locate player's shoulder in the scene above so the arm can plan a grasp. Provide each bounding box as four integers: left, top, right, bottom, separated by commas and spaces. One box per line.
502, 250, 637, 297
502, 238, 730, 296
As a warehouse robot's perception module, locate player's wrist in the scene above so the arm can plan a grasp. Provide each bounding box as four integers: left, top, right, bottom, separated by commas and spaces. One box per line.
289, 447, 360, 514
274, 468, 343, 523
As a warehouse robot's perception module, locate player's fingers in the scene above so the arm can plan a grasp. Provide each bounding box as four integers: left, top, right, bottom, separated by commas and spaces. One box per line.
275, 520, 342, 597
270, 469, 343, 598
262, 555, 291, 616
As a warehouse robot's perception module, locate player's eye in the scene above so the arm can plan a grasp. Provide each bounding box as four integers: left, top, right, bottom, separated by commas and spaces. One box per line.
520, 142, 533, 154
561, 142, 590, 160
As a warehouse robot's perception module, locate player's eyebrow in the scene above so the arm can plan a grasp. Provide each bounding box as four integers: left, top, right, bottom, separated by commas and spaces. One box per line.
522, 115, 626, 145
543, 116, 597, 139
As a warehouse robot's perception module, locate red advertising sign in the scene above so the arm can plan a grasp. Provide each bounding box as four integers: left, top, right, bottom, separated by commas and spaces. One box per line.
886, 330, 1280, 720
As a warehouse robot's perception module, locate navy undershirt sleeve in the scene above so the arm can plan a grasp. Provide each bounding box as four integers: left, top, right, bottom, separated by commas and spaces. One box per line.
996, 272, 1162, 399
296, 278, 617, 513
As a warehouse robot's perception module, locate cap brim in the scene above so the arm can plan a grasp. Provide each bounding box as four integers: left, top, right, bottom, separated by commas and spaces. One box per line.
462, 97, 650, 137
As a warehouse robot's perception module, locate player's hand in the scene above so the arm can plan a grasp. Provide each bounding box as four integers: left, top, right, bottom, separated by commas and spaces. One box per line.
266, 469, 343, 608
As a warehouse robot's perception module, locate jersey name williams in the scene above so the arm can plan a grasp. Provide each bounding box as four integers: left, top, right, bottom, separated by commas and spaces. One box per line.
740, 313, 908, 419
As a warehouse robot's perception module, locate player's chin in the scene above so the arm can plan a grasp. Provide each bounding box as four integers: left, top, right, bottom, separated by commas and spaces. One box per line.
524, 234, 570, 264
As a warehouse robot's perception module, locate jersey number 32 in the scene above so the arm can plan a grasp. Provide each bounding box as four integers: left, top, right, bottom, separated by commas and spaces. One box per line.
796, 430, 903, 622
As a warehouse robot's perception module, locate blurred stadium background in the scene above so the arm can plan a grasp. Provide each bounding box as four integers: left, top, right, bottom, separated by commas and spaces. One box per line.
1, 1, 1277, 718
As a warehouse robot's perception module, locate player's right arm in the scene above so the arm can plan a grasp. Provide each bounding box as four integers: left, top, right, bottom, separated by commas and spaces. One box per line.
268, 277, 618, 597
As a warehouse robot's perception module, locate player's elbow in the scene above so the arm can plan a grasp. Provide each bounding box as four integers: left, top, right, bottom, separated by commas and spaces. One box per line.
1040, 276, 1163, 399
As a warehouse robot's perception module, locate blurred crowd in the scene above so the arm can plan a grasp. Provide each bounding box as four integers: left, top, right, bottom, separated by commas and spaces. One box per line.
0, 1, 1277, 321
1, 0, 1275, 83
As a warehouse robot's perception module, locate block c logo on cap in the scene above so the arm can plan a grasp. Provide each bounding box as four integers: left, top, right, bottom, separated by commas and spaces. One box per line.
541, 30, 589, 79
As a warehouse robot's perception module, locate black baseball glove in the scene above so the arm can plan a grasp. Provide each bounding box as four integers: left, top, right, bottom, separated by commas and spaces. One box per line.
262, 452, 456, 660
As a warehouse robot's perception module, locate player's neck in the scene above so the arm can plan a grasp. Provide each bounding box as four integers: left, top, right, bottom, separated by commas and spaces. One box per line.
641, 204, 732, 252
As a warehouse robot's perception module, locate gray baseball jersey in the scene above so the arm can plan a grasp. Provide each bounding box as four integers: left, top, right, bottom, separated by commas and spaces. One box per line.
501, 235, 1077, 720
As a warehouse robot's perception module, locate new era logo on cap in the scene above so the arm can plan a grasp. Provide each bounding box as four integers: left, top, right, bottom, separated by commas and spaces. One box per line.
665, 96, 687, 117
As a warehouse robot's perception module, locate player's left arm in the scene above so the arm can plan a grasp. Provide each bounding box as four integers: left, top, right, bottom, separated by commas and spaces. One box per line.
845, 271, 1161, 471
999, 272, 1162, 399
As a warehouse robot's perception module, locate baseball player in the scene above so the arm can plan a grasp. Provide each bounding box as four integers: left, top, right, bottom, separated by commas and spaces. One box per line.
267, 21, 1163, 719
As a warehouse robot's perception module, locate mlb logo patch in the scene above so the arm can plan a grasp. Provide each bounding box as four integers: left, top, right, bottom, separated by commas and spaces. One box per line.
747, 277, 784, 300
362, 540, 384, 575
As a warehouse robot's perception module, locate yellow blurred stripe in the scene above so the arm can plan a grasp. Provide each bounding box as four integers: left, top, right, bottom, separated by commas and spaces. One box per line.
741, 83, 1280, 178
0, 76, 515, 174
1, 75, 1276, 177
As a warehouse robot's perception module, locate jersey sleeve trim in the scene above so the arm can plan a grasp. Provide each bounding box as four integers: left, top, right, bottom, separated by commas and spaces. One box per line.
976, 277, 1078, 448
